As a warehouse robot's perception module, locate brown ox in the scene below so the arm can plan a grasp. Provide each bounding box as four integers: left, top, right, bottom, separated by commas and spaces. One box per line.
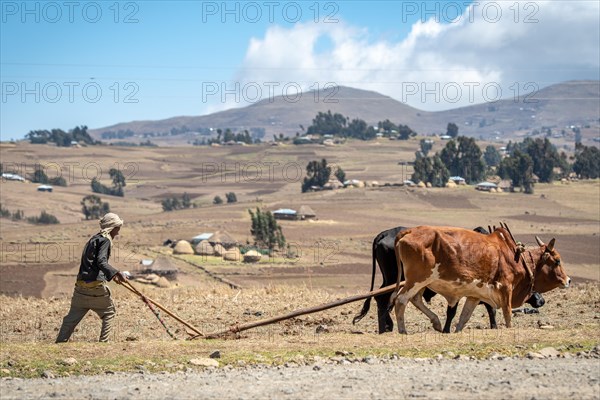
391, 226, 570, 334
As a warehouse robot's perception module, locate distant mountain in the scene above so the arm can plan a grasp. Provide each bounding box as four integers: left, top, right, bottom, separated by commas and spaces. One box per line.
90, 81, 599, 145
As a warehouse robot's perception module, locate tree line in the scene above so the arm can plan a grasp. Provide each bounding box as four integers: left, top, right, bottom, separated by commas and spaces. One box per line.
413, 135, 598, 193
304, 111, 417, 141
26, 126, 99, 146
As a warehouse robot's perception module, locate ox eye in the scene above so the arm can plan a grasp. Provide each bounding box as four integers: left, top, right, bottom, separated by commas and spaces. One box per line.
555, 259, 561, 267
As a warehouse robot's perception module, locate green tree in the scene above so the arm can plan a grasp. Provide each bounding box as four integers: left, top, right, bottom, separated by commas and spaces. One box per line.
182, 192, 191, 208
378, 119, 398, 136
27, 210, 60, 224
439, 137, 485, 183
225, 192, 237, 203
397, 124, 417, 140
573, 144, 600, 179
31, 165, 48, 184
30, 165, 67, 186
306, 110, 347, 136
81, 195, 110, 220
498, 149, 534, 193
91, 178, 109, 195
213, 195, 224, 205
161, 198, 174, 211
301, 159, 331, 192
162, 193, 192, 211
419, 139, 433, 157
334, 166, 346, 183
412, 155, 450, 187
506, 138, 561, 182
446, 122, 459, 138
110, 168, 126, 189
344, 118, 376, 140
248, 208, 286, 251
484, 145, 502, 167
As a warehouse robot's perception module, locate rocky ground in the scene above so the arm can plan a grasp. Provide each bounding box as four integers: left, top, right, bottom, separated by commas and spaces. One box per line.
2, 350, 599, 400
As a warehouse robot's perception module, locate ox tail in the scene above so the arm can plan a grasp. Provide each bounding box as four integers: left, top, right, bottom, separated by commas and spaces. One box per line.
389, 232, 408, 311
352, 236, 378, 325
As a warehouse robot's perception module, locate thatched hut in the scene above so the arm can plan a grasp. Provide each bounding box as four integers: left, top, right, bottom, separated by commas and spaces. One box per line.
208, 231, 238, 249
139, 256, 179, 279
298, 205, 317, 220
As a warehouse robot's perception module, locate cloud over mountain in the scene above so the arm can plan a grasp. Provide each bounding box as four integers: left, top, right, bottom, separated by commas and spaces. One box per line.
236, 0, 599, 111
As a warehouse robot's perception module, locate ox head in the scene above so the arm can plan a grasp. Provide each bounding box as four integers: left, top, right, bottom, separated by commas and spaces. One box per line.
533, 236, 571, 292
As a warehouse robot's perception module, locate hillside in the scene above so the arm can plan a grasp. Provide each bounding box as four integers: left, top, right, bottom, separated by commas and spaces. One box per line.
90, 81, 599, 145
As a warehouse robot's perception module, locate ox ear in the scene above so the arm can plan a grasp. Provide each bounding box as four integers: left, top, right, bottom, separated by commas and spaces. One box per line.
547, 238, 556, 251
535, 236, 545, 246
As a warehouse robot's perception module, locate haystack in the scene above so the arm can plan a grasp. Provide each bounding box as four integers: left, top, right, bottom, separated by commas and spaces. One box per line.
417, 181, 426, 188
213, 243, 226, 257
243, 250, 262, 263
223, 247, 241, 262
155, 276, 171, 288
173, 240, 194, 254
194, 240, 215, 256
446, 181, 457, 188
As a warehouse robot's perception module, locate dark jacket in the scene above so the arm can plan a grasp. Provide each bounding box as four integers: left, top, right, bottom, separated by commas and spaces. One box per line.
77, 234, 119, 282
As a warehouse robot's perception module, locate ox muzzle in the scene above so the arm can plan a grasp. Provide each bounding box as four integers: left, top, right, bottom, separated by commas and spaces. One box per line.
527, 292, 545, 308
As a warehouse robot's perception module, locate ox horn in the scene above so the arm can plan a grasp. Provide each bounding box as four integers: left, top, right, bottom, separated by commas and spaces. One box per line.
547, 238, 556, 251
535, 236, 545, 246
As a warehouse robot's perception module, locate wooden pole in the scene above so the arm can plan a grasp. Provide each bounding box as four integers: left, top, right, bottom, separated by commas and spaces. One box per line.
119, 280, 204, 337
194, 281, 404, 339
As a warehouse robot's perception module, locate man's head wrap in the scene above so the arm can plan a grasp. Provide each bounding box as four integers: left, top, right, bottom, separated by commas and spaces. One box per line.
99, 213, 123, 241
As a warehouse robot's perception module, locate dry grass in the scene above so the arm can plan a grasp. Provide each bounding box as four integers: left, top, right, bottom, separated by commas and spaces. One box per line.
1, 284, 599, 378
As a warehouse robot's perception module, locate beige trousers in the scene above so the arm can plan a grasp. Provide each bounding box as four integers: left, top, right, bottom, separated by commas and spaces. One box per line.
56, 284, 116, 343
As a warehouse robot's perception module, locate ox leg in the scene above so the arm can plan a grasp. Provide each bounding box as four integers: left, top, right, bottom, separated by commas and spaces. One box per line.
455, 297, 479, 333
393, 282, 424, 334
375, 292, 394, 333
484, 303, 497, 329
443, 304, 458, 334
501, 289, 513, 328
410, 289, 442, 332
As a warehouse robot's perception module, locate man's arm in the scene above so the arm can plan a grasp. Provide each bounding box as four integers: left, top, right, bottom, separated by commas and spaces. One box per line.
97, 238, 119, 281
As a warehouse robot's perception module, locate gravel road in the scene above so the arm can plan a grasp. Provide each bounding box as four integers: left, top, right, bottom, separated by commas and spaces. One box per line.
2, 357, 599, 400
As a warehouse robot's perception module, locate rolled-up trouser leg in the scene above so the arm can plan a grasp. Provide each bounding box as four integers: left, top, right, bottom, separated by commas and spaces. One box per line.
56, 290, 89, 343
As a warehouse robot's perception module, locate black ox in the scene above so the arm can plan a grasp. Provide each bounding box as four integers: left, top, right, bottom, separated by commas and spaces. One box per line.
353, 226, 546, 333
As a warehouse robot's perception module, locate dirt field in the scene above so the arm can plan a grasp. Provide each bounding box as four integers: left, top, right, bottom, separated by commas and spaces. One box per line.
0, 141, 598, 397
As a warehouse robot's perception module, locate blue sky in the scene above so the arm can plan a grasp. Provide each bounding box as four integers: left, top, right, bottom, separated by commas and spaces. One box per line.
1, 0, 598, 140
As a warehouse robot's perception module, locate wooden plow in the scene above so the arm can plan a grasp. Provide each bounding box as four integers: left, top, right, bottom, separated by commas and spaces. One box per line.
120, 279, 404, 340
192, 281, 405, 340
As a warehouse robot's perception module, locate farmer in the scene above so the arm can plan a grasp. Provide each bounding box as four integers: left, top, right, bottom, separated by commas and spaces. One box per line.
56, 213, 128, 343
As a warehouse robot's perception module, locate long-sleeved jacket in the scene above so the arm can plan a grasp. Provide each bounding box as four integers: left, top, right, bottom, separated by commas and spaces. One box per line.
77, 234, 119, 282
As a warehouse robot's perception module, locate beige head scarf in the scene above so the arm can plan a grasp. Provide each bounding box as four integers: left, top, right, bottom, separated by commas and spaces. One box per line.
99, 213, 124, 243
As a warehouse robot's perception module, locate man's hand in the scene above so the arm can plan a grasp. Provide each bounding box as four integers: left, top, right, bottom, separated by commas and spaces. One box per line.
113, 272, 128, 284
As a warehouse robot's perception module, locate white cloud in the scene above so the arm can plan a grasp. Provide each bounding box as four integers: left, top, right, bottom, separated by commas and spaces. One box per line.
232, 0, 599, 111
